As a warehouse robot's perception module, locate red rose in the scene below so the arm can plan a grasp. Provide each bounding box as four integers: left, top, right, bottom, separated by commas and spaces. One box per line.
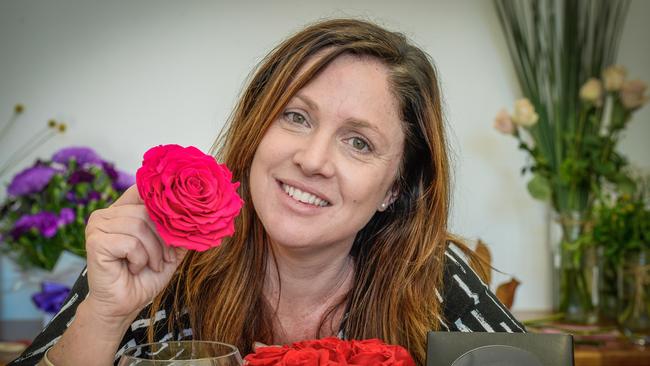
348, 339, 414, 366
136, 144, 243, 251
282, 348, 335, 366
245, 346, 290, 366
244, 338, 414, 366
294, 337, 352, 360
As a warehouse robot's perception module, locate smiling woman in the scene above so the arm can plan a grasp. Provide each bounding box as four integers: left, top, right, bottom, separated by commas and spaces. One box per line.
250, 54, 404, 253
10, 18, 524, 366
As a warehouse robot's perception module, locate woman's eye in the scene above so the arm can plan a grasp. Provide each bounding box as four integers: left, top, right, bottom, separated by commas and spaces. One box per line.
348, 137, 371, 152
283, 111, 308, 126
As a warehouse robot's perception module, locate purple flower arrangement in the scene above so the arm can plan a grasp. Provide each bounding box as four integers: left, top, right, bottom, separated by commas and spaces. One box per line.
0, 146, 133, 271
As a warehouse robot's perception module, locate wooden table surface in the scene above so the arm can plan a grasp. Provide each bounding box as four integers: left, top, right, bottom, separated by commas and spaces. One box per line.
516, 310, 650, 366
1, 318, 649, 365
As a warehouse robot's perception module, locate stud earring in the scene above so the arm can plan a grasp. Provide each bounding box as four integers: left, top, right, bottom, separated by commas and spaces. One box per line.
380, 202, 387, 210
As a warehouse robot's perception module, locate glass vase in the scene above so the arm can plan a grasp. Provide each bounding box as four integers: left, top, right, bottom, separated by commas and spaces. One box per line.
553, 211, 599, 324
597, 252, 619, 325
618, 248, 650, 346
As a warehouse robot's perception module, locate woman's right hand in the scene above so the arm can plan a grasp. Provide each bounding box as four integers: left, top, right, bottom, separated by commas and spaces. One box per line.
83, 184, 188, 323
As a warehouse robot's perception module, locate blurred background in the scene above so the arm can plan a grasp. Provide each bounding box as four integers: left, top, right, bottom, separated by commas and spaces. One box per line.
0, 0, 648, 322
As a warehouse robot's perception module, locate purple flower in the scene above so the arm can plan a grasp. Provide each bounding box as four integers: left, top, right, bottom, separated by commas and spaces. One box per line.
102, 162, 118, 180
65, 191, 77, 203
87, 191, 101, 201
58, 208, 75, 226
52, 146, 102, 166
11, 212, 60, 239
113, 170, 135, 191
8, 166, 58, 197
67, 169, 95, 185
32, 282, 71, 314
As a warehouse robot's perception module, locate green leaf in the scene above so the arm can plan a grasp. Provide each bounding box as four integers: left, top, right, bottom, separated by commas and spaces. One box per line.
527, 174, 552, 201
615, 176, 636, 196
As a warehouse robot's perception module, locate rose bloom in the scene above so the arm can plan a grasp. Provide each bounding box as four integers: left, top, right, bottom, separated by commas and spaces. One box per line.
136, 144, 243, 251
511, 98, 539, 127
493, 108, 515, 134
283, 348, 339, 365
245, 346, 290, 366
603, 65, 627, 91
348, 339, 414, 366
619, 79, 649, 109
579, 78, 603, 105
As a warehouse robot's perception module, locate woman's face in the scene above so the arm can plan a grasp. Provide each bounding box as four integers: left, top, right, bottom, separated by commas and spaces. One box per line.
249, 53, 405, 252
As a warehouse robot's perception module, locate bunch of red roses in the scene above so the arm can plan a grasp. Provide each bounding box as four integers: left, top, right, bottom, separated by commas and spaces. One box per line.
245, 337, 415, 366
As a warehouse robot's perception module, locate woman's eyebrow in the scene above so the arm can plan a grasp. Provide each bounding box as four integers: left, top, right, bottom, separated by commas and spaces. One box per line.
346, 119, 389, 146
294, 93, 319, 111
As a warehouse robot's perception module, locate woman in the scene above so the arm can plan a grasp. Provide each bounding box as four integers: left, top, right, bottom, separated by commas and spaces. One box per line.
11, 18, 523, 366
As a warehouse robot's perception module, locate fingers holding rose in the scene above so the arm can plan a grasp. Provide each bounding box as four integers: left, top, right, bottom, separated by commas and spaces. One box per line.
85, 205, 170, 274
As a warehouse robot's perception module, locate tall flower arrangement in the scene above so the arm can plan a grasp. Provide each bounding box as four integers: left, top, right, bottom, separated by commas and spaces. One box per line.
493, 0, 648, 322
0, 147, 133, 271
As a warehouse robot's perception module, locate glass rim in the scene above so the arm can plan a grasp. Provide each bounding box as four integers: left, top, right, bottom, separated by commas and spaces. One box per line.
121, 340, 240, 361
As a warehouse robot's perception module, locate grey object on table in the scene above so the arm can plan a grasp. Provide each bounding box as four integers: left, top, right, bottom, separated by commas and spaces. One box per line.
427, 331, 574, 366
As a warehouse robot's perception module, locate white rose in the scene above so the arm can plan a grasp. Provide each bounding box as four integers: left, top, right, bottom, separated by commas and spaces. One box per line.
493, 108, 515, 135
603, 65, 627, 91
579, 78, 603, 105
619, 79, 649, 109
511, 98, 539, 127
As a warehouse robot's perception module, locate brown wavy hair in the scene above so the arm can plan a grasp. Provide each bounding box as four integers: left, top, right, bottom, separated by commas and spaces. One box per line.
149, 18, 463, 365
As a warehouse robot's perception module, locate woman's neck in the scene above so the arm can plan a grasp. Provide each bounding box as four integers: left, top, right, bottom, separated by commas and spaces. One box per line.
264, 243, 354, 307
263, 242, 355, 343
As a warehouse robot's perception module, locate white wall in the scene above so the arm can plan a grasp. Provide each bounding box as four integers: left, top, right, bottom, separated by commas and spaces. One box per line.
1, 0, 648, 320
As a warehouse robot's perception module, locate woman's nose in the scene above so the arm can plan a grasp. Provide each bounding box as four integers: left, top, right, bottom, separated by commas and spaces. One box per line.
292, 133, 335, 177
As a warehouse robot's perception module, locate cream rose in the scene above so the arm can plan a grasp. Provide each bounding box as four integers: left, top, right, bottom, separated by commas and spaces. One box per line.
619, 79, 649, 109
579, 78, 603, 105
603, 65, 627, 91
511, 98, 539, 127
493, 108, 515, 134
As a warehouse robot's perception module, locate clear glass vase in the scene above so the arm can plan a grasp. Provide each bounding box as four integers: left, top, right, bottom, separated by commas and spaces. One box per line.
553, 211, 599, 324
618, 248, 650, 346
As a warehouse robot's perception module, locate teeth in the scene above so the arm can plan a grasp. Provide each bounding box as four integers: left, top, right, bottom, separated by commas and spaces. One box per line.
282, 183, 329, 207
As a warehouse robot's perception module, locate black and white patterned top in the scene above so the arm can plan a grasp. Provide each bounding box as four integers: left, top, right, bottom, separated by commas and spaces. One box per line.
9, 247, 525, 365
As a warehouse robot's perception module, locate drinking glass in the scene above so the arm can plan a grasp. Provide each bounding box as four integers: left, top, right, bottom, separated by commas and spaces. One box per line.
118, 341, 243, 366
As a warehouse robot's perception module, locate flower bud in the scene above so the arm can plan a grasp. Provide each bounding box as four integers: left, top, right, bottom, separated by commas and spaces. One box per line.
511, 98, 539, 127
579, 78, 603, 105
619, 79, 648, 109
603, 65, 627, 91
493, 108, 515, 134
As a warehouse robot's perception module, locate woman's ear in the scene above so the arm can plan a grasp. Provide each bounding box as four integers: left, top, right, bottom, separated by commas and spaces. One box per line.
378, 184, 399, 212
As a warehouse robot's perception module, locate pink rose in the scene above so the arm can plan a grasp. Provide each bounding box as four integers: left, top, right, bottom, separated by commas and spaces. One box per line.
136, 144, 243, 251
493, 108, 515, 135
619, 79, 649, 109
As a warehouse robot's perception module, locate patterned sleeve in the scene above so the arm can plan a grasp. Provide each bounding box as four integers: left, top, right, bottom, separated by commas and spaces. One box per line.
8, 268, 193, 366
439, 247, 526, 333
